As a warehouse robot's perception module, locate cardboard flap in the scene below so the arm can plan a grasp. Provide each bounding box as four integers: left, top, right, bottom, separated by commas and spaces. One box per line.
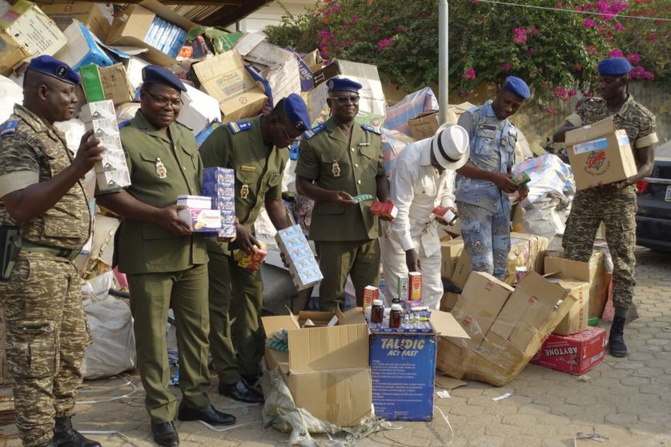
288, 323, 369, 373
565, 116, 615, 145
260, 314, 300, 337
431, 310, 470, 339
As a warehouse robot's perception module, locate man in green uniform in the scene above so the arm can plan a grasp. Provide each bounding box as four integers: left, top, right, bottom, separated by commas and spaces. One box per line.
96, 66, 235, 447
0, 56, 103, 447
295, 78, 390, 312
553, 57, 657, 357
199, 94, 309, 403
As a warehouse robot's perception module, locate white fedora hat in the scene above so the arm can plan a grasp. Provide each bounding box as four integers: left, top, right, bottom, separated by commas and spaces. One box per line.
431, 123, 470, 170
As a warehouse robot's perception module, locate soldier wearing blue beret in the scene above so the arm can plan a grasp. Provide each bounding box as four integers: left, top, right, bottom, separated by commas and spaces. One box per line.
553, 57, 657, 358
0, 55, 105, 446
455, 76, 530, 285
97, 65, 236, 446
199, 93, 310, 404
295, 78, 391, 311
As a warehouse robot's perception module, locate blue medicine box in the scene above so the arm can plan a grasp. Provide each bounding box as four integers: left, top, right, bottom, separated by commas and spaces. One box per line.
369, 311, 469, 421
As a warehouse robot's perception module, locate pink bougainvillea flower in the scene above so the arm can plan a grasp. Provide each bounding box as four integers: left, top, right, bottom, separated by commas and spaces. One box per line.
627, 53, 641, 64
464, 68, 477, 80
502, 62, 512, 70
526, 49, 535, 57
609, 49, 623, 57
377, 38, 394, 50
351, 14, 359, 22
545, 107, 559, 115
583, 19, 596, 28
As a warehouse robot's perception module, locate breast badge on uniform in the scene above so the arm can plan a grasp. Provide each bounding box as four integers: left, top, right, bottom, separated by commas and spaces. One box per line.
0, 120, 19, 136
240, 184, 250, 199
332, 161, 341, 177
155, 158, 167, 179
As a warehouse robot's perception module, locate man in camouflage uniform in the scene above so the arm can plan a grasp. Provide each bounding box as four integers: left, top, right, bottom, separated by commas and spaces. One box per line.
96, 66, 235, 447
295, 78, 390, 312
553, 57, 657, 357
0, 56, 103, 447
199, 94, 309, 403
455, 76, 530, 280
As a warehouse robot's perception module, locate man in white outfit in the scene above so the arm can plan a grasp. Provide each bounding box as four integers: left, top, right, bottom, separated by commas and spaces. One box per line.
381, 124, 470, 309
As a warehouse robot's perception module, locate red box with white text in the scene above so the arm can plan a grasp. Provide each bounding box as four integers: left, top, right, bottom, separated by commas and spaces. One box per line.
531, 327, 607, 375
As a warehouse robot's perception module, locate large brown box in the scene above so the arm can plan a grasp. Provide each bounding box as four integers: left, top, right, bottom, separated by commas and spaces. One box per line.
565, 116, 637, 190
40, 1, 110, 40
100, 63, 134, 106
408, 111, 440, 141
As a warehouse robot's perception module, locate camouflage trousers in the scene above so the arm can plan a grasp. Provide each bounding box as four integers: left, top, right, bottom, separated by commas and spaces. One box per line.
0, 253, 91, 447
457, 201, 511, 281
563, 186, 637, 309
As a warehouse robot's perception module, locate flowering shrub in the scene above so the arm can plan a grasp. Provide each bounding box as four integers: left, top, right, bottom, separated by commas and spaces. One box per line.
265, 0, 670, 107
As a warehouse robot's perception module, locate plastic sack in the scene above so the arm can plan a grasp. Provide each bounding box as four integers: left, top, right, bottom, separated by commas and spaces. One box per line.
81, 297, 136, 380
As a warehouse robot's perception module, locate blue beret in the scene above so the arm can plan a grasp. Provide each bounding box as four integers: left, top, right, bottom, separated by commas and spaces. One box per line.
503, 76, 530, 100
327, 77, 362, 93
142, 65, 186, 92
283, 93, 311, 132
27, 55, 79, 85
598, 57, 632, 76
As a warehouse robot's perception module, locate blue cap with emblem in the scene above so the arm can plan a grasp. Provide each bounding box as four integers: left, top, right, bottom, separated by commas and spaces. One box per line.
142, 65, 186, 92
284, 93, 311, 132
27, 55, 79, 85
327, 77, 362, 93
598, 57, 632, 76
503, 76, 530, 100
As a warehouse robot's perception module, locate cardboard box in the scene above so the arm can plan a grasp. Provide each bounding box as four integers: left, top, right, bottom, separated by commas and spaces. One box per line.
489, 271, 572, 352
440, 238, 464, 279
177, 84, 222, 137
450, 249, 471, 289
565, 116, 638, 190
105, 0, 196, 67
547, 277, 590, 336
242, 41, 301, 107
0, 0, 67, 56
408, 111, 439, 141
544, 253, 608, 318
450, 272, 514, 347
0, 33, 29, 76
439, 291, 459, 312
54, 20, 113, 71
193, 50, 267, 123
100, 63, 134, 106
40, 0, 110, 40
369, 310, 469, 421
178, 208, 223, 232
261, 308, 372, 427
505, 232, 549, 285
531, 327, 607, 375
176, 195, 212, 209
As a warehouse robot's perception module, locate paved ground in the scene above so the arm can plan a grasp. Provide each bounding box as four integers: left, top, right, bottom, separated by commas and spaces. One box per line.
0, 247, 669, 447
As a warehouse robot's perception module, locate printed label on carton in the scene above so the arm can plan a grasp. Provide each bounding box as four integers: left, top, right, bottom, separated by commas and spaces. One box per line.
573, 137, 608, 155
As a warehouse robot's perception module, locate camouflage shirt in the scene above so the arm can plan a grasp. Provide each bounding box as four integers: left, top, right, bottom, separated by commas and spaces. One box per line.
0, 104, 91, 250
566, 94, 658, 166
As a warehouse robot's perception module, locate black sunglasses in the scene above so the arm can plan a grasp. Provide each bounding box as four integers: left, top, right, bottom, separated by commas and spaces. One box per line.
331, 95, 360, 104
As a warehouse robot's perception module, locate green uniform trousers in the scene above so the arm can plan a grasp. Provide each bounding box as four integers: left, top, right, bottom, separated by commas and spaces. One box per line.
207, 251, 264, 384
316, 239, 381, 312
127, 264, 211, 423
0, 253, 90, 447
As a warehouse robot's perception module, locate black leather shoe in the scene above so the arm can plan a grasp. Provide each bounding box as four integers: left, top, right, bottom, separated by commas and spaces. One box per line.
219, 379, 264, 404
177, 404, 236, 426
54, 416, 101, 447
151, 421, 179, 447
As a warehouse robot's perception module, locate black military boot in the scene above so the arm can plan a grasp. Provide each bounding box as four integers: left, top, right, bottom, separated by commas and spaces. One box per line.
609, 316, 628, 357
35, 439, 55, 447
54, 416, 101, 447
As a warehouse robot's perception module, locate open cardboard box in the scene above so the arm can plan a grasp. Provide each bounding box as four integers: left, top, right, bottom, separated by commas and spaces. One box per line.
565, 116, 637, 190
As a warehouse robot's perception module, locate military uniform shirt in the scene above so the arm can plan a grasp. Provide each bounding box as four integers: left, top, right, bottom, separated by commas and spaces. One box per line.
296, 118, 385, 242
566, 94, 658, 164
455, 100, 518, 214
97, 109, 207, 274
199, 115, 288, 255
0, 104, 90, 249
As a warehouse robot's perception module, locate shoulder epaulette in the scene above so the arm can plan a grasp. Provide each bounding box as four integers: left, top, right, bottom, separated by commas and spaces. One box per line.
0, 120, 20, 137
228, 121, 252, 134
361, 124, 382, 135
118, 120, 131, 130
303, 123, 325, 140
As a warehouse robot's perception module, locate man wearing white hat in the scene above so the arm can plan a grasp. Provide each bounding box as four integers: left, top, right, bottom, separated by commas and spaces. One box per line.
380, 124, 470, 309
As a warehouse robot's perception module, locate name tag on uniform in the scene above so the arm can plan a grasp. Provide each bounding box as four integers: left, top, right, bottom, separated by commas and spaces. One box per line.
241, 165, 256, 172
358, 142, 370, 146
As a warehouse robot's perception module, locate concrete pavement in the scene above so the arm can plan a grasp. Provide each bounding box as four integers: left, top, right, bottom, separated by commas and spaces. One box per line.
0, 246, 669, 447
